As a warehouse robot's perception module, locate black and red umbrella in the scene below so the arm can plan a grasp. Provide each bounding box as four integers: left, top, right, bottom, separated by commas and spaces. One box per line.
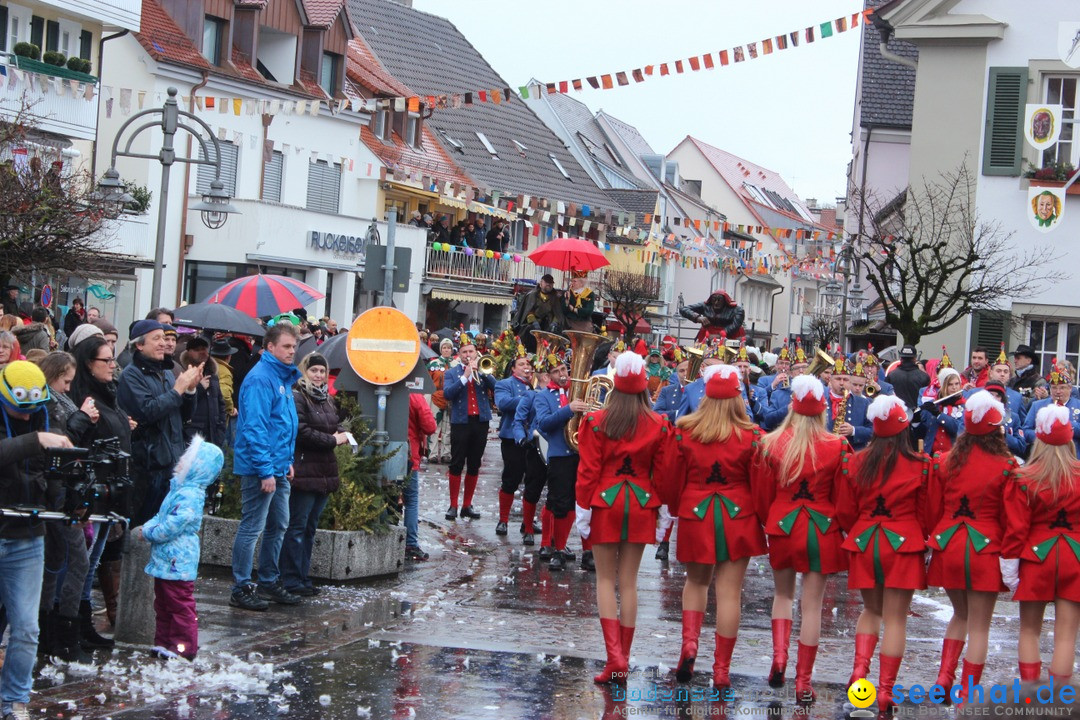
204, 274, 324, 318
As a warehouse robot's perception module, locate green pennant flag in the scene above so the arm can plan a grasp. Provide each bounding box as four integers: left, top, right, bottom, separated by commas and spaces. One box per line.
820, 21, 834, 38
519, 85, 529, 100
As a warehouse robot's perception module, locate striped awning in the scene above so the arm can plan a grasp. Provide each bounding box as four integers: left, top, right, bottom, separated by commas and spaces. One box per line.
430, 289, 513, 306
439, 196, 469, 210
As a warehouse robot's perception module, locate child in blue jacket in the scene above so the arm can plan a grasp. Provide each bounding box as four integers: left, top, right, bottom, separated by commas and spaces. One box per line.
135, 435, 224, 660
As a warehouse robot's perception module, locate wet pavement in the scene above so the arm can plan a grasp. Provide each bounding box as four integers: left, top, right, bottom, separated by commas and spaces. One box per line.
26, 427, 1065, 719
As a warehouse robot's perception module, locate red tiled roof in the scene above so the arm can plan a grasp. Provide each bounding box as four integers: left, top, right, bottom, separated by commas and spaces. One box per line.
230, 47, 266, 84
360, 125, 473, 189
301, 0, 345, 28
135, 0, 211, 71
346, 35, 410, 97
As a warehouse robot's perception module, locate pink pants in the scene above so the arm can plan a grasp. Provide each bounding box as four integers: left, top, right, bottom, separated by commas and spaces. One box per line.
153, 578, 198, 659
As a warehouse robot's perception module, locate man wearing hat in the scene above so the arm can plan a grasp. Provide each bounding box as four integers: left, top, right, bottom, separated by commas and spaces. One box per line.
2, 284, 19, 317
442, 336, 497, 521
824, 353, 873, 450
563, 272, 595, 333
1021, 361, 1080, 455
180, 335, 226, 446
513, 274, 564, 353
494, 350, 546, 541
885, 344, 929, 411
983, 380, 1026, 457
117, 320, 203, 525
1010, 344, 1040, 399
645, 347, 671, 402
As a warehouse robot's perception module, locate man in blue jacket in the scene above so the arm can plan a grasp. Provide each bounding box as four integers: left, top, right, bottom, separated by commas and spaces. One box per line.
533, 358, 588, 571
653, 359, 689, 423
984, 381, 1027, 457
442, 339, 497, 521
823, 363, 873, 449
494, 355, 545, 540
229, 322, 302, 611
1021, 363, 1080, 455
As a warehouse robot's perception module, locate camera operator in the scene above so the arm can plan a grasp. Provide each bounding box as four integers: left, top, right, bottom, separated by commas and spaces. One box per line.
0, 360, 73, 720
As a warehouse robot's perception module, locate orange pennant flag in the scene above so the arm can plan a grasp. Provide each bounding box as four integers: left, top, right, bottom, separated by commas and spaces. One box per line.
601, 75, 614, 89
407, 96, 420, 112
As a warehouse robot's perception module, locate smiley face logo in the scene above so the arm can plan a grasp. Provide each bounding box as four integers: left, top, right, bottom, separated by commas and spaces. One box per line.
848, 678, 877, 709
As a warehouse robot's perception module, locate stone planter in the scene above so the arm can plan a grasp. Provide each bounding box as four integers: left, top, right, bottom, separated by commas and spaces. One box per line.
200, 515, 405, 581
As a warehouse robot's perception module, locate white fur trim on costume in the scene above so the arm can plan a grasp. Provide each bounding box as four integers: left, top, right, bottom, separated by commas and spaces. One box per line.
701, 363, 738, 383
965, 390, 1004, 424
791, 374, 824, 402
1035, 404, 1071, 435
173, 434, 204, 483
937, 367, 961, 388
867, 394, 908, 422
614, 351, 646, 377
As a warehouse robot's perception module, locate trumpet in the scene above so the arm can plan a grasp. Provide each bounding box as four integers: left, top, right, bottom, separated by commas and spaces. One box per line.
478, 354, 497, 375
865, 381, 880, 397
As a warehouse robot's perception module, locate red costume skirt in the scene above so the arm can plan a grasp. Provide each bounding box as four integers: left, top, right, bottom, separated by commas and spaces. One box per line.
766, 514, 846, 574
927, 539, 1006, 593
1015, 546, 1080, 603
846, 546, 927, 590
676, 500, 767, 565
590, 489, 658, 545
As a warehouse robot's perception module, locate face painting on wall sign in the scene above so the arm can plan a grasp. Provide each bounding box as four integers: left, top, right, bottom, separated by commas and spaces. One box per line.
1025, 104, 1063, 149
1028, 186, 1065, 233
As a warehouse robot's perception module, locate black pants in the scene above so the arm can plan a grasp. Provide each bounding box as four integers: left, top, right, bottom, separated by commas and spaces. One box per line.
500, 438, 546, 503
449, 418, 488, 476
131, 467, 171, 527
545, 455, 578, 518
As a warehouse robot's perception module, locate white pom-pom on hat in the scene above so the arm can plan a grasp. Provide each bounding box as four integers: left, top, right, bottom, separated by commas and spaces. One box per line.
614, 351, 645, 377
701, 364, 738, 383
791, 374, 824, 402
1035, 403, 1070, 436
866, 394, 908, 423
965, 390, 1004, 425
937, 367, 961, 388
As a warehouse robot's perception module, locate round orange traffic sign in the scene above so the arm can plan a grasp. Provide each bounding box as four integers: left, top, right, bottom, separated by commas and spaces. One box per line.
346, 307, 421, 385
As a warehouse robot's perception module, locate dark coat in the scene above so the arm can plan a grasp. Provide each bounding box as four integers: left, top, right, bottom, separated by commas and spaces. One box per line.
485, 226, 507, 252
46, 392, 95, 446
886, 360, 931, 411
679, 290, 745, 339
12, 322, 51, 352
291, 387, 344, 495
1010, 364, 1041, 397
63, 307, 84, 339
0, 414, 49, 539
179, 352, 226, 446
69, 377, 132, 453
117, 350, 195, 472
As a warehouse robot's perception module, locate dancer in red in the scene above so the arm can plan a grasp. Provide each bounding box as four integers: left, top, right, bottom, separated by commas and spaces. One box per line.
836, 395, 931, 714
1002, 403, 1080, 686
752, 374, 847, 703
926, 390, 1013, 703
662, 364, 765, 688
576, 352, 671, 684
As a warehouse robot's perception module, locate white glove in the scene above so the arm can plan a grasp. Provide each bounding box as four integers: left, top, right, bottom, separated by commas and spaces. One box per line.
999, 558, 1020, 593
574, 504, 592, 540
656, 504, 674, 543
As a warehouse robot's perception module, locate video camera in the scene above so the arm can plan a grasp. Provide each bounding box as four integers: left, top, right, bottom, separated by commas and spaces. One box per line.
41, 438, 133, 523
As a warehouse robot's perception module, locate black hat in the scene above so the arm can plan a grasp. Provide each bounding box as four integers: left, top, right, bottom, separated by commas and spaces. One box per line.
899, 345, 917, 359
186, 335, 210, 349
1012, 344, 1036, 361
540, 273, 555, 283
210, 338, 238, 356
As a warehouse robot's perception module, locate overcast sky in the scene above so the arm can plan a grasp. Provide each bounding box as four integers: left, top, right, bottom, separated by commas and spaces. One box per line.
411, 0, 861, 206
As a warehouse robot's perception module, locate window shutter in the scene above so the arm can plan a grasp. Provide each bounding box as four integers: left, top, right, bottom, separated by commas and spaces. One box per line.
306, 160, 341, 214
197, 141, 239, 198
45, 20, 58, 52
262, 151, 283, 203
970, 309, 1010, 351
0, 7, 8, 52
30, 16, 43, 49
982, 67, 1028, 177
79, 30, 92, 60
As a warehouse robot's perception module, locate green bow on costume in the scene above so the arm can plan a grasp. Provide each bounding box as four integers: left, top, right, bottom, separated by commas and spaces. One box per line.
1030, 534, 1080, 562
854, 524, 908, 585
693, 494, 741, 564
934, 522, 990, 552
776, 506, 832, 573
600, 479, 653, 542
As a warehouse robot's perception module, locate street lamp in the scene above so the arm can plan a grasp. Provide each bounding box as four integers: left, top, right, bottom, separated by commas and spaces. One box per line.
98, 86, 239, 309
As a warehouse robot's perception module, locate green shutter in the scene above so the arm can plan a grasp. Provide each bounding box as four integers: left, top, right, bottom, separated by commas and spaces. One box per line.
0, 7, 7, 52
79, 30, 92, 60
970, 310, 1010, 351
45, 20, 58, 53
30, 16, 43, 49
982, 67, 1028, 176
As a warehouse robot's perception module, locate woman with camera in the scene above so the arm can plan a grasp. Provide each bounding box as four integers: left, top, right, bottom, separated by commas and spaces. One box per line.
69, 336, 132, 643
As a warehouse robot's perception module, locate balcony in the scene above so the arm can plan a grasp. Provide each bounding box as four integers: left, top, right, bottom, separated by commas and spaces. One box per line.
40, 0, 141, 32
424, 245, 524, 291
1, 56, 99, 141
104, 213, 152, 259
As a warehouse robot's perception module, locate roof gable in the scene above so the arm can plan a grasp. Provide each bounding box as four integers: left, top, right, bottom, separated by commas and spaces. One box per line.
859, 0, 917, 129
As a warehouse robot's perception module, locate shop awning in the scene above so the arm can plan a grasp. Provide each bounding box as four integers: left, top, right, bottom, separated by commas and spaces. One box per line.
430, 289, 513, 306
467, 201, 516, 221
386, 181, 440, 200
439, 196, 469, 210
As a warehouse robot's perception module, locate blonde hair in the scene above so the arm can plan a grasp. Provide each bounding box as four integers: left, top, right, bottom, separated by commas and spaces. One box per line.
677, 394, 754, 444
0, 316, 19, 332
760, 410, 830, 486
1017, 439, 1080, 502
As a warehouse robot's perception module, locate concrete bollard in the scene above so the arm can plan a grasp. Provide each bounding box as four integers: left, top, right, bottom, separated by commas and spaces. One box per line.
113, 537, 156, 646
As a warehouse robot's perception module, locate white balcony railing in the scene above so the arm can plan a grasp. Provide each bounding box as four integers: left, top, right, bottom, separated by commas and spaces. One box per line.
424, 246, 525, 289
105, 213, 152, 258
41, 0, 141, 32
0, 58, 98, 141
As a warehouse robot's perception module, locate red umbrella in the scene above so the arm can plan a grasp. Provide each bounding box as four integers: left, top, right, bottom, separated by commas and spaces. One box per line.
527, 237, 609, 272
205, 274, 325, 318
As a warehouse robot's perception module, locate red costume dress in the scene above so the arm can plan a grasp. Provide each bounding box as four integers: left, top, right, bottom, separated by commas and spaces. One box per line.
662, 425, 767, 565
751, 433, 848, 574
926, 447, 1013, 592
576, 410, 670, 544
1002, 474, 1080, 603
836, 452, 932, 589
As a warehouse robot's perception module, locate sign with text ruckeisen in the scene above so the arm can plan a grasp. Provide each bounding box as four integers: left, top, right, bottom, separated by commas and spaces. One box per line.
309, 230, 369, 260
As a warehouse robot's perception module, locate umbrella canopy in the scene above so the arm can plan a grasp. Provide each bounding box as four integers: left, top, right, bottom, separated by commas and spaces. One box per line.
296, 332, 348, 370
527, 237, 609, 272
205, 274, 325, 318
419, 343, 437, 361
172, 302, 265, 337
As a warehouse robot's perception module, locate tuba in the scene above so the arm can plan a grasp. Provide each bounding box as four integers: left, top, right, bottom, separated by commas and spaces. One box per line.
565, 330, 612, 452
806, 348, 835, 378
531, 329, 569, 355
685, 347, 705, 383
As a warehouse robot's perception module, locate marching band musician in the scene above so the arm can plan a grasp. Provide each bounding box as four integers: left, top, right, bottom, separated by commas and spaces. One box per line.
758, 339, 793, 401
985, 380, 1027, 458
675, 357, 722, 421
861, 346, 894, 396
532, 351, 588, 571
511, 359, 550, 548
427, 338, 455, 463
762, 341, 809, 431
441, 337, 497, 522
733, 343, 765, 424
847, 356, 869, 398
575, 352, 672, 684
653, 359, 689, 424
646, 348, 671, 402
823, 351, 873, 450
1021, 360, 1080, 456
977, 345, 1027, 423
494, 348, 545, 541
920, 367, 965, 456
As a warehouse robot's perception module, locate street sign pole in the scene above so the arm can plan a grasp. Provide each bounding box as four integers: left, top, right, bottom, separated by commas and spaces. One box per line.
374, 208, 398, 455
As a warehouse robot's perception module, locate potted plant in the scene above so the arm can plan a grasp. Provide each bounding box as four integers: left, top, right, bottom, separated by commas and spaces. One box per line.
1024, 161, 1080, 194
42, 51, 65, 67
12, 42, 39, 60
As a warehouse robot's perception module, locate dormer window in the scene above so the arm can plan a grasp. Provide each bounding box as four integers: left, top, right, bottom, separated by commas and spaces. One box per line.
373, 109, 388, 140
320, 51, 340, 96
202, 16, 225, 66
256, 27, 297, 83
405, 114, 421, 148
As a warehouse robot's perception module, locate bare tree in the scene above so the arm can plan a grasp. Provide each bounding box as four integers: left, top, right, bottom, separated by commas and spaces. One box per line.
806, 309, 839, 350
0, 108, 119, 289
600, 270, 658, 342
851, 165, 1059, 345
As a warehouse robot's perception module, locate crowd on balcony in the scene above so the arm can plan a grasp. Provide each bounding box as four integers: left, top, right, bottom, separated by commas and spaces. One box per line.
409, 211, 512, 254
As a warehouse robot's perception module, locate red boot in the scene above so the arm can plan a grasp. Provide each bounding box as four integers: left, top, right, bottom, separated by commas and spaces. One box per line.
713, 633, 737, 690
675, 610, 705, 682
848, 633, 878, 687
934, 638, 964, 703
620, 625, 635, 660
593, 617, 628, 684
768, 618, 793, 687
878, 654, 902, 715
957, 659, 984, 705
794, 642, 818, 703
1019, 661, 1042, 682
